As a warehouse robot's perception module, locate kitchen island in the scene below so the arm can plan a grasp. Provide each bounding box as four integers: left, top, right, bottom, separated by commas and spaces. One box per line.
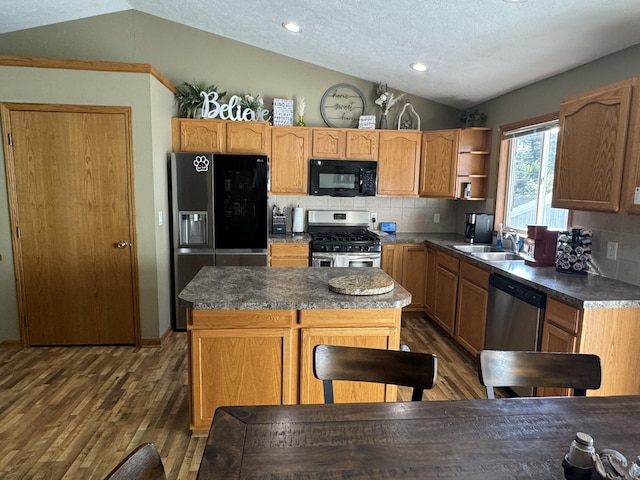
179, 266, 411, 433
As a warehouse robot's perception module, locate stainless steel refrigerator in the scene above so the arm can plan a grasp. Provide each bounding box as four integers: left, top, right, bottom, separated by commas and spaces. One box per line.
170, 152, 268, 329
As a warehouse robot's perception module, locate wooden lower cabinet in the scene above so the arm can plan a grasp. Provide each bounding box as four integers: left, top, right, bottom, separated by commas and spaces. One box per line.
381, 244, 403, 282
299, 326, 398, 404
424, 246, 437, 315
402, 245, 427, 309
189, 327, 296, 432
454, 261, 489, 355
269, 242, 310, 266
432, 251, 459, 335
381, 243, 426, 309
188, 307, 401, 433
539, 297, 640, 397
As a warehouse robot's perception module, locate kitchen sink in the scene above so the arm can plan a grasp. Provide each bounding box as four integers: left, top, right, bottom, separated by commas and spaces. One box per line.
452, 244, 502, 253
471, 251, 525, 261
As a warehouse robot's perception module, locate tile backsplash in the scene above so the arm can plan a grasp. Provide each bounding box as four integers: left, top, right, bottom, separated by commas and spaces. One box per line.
571, 211, 640, 287
269, 196, 640, 288
268, 195, 458, 233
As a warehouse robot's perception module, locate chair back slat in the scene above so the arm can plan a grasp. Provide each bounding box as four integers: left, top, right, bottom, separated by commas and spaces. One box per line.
313, 344, 437, 403
478, 350, 601, 398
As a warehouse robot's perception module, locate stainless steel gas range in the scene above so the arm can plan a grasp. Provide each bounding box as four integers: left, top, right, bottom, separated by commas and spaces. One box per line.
308, 210, 381, 267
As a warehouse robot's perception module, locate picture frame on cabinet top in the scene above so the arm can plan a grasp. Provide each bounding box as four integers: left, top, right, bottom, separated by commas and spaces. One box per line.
320, 83, 367, 128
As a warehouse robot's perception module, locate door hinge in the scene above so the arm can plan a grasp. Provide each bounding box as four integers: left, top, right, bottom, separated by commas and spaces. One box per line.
16, 227, 21, 238
7, 132, 12, 146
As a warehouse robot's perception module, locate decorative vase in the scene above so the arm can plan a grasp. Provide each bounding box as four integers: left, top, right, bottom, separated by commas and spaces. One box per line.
296, 115, 305, 127
379, 113, 388, 129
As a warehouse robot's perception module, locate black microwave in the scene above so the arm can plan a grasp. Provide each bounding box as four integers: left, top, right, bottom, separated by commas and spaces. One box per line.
309, 159, 377, 196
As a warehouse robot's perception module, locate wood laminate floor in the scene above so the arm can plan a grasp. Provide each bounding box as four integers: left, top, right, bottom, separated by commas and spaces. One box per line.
0, 313, 498, 479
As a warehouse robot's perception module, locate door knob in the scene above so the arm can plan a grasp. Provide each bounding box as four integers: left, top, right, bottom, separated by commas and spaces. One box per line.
116, 241, 129, 249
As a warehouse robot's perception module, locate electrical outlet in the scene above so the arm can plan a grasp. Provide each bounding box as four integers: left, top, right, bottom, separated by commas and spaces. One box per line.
606, 241, 618, 260
433, 213, 440, 224
370, 212, 377, 223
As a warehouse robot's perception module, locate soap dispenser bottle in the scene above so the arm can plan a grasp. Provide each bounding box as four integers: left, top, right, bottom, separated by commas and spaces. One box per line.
496, 223, 503, 248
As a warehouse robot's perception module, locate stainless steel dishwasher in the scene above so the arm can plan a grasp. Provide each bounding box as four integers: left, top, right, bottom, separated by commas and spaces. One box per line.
484, 273, 547, 396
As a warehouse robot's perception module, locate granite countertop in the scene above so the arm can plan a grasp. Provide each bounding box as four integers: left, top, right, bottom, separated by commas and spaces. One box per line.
268, 233, 312, 243
381, 232, 640, 309
179, 266, 411, 311
265, 230, 640, 309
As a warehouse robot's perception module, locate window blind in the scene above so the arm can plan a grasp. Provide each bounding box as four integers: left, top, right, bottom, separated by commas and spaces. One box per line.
502, 119, 559, 140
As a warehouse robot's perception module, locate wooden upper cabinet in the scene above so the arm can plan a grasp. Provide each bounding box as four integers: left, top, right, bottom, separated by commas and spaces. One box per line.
311, 128, 379, 160
311, 128, 346, 158
172, 118, 225, 152
419, 127, 491, 199
552, 79, 634, 212
225, 121, 270, 154
171, 118, 269, 154
377, 130, 421, 196
345, 130, 379, 159
420, 129, 459, 197
270, 126, 310, 194
623, 77, 640, 214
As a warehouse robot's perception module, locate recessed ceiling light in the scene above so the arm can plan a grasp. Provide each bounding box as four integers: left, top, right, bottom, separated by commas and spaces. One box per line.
282, 22, 301, 33
410, 63, 428, 72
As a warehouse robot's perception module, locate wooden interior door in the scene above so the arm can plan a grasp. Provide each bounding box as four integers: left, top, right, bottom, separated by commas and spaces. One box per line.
2, 103, 139, 345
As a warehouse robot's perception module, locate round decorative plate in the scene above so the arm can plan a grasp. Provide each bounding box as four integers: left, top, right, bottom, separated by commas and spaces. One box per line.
320, 83, 367, 128
328, 274, 394, 296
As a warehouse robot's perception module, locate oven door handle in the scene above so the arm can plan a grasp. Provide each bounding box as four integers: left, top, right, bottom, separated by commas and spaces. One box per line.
347, 253, 381, 260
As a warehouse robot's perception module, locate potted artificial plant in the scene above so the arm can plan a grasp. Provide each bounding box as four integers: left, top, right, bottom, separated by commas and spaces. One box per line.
459, 108, 487, 128
175, 81, 227, 118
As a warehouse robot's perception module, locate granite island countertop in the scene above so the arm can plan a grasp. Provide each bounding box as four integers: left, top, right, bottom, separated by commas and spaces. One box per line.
179, 266, 411, 311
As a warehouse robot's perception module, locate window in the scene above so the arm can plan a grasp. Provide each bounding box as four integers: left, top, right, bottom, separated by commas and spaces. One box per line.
497, 115, 568, 232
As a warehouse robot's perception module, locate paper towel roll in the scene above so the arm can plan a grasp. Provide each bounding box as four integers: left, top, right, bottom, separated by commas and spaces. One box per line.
292, 207, 304, 233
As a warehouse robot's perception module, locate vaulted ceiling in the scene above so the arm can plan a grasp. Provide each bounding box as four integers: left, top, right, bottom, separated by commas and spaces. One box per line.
2, 0, 640, 108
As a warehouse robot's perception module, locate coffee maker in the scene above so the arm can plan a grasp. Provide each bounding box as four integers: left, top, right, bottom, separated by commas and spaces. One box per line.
524, 225, 558, 267
464, 213, 494, 243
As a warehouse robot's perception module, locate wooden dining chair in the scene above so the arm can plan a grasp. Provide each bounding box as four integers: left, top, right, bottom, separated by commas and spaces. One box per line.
103, 443, 166, 480
478, 350, 602, 399
313, 344, 438, 403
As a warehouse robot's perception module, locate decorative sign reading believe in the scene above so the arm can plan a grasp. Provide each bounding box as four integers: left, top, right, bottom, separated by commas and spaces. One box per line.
200, 92, 270, 121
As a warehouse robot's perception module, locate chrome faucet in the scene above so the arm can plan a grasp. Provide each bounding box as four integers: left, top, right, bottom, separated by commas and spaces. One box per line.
503, 230, 521, 253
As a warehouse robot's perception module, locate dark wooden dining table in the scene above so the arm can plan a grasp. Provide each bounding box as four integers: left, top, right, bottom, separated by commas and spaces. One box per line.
197, 395, 640, 479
